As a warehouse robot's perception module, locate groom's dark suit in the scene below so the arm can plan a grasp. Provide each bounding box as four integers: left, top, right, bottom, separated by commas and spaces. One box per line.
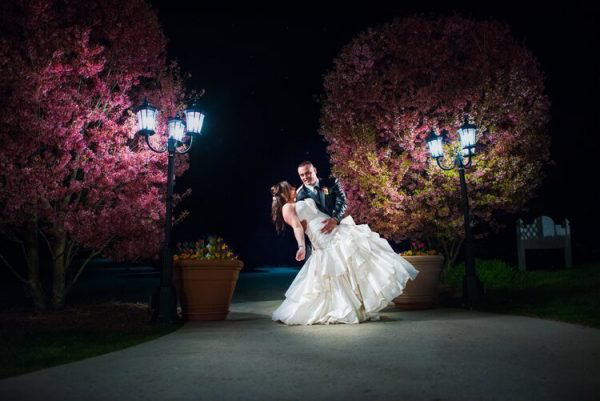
296, 177, 348, 222
296, 177, 348, 256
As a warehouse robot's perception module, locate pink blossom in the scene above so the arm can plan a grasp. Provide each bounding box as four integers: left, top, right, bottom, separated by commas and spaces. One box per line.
321, 16, 550, 251
0, 0, 190, 262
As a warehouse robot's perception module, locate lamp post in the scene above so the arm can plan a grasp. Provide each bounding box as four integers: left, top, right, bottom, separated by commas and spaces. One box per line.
426, 117, 484, 308
135, 99, 205, 325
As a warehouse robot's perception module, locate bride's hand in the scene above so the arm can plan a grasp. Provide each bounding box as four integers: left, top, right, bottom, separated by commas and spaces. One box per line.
295, 247, 305, 261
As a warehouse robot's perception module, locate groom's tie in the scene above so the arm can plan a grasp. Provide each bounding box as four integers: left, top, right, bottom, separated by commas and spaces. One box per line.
315, 185, 325, 207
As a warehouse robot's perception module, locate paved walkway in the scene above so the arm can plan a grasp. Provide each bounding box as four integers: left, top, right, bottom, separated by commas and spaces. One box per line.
1, 268, 599, 401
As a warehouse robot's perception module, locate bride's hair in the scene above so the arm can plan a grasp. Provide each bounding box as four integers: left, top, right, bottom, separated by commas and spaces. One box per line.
271, 181, 293, 234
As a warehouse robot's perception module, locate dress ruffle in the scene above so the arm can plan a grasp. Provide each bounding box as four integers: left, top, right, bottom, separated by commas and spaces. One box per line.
272, 216, 419, 325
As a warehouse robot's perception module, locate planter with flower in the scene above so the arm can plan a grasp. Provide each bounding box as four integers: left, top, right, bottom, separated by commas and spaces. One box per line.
393, 241, 445, 310
173, 236, 244, 321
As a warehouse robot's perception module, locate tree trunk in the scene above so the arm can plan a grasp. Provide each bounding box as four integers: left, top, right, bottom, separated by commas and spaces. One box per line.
51, 229, 68, 310
24, 215, 46, 310
438, 237, 464, 271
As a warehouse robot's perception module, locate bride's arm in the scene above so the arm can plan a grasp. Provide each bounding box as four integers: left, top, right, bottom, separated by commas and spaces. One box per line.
282, 203, 306, 261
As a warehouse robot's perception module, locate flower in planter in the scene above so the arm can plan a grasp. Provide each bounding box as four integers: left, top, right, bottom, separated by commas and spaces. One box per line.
174, 236, 239, 261
401, 240, 438, 256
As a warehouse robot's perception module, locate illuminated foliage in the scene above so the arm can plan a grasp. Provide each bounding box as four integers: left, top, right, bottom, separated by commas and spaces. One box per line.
321, 16, 550, 266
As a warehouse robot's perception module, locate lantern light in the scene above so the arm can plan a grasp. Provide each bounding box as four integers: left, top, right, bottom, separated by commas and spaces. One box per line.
167, 117, 186, 142
426, 129, 445, 159
458, 119, 477, 156
135, 99, 158, 136
184, 106, 205, 136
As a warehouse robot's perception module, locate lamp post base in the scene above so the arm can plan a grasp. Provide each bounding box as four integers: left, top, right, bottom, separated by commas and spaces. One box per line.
151, 285, 178, 327
462, 274, 485, 309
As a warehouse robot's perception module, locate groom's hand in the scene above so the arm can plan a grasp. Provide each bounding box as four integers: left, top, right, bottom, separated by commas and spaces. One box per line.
321, 218, 338, 234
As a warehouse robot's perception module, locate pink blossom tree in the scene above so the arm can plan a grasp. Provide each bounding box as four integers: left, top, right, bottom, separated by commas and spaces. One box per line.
321, 16, 551, 269
0, 0, 190, 309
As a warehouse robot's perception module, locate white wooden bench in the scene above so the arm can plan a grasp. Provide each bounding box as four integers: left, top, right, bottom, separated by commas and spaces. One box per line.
516, 216, 573, 271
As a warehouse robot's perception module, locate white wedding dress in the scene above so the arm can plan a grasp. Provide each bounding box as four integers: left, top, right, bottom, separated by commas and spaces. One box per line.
272, 198, 419, 325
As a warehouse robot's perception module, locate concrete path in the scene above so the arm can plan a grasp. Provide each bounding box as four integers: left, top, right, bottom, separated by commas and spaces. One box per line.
1, 299, 599, 400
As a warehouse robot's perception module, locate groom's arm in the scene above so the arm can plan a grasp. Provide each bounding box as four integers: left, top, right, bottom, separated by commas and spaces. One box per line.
330, 178, 348, 222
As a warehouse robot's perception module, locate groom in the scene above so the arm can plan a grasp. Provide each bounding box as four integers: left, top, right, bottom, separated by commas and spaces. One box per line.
296, 161, 348, 235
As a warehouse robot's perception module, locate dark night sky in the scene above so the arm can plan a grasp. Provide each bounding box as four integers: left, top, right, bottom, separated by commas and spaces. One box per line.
149, 2, 599, 269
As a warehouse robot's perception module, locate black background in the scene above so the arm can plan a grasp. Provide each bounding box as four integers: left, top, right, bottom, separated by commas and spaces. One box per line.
151, 2, 599, 269
1, 2, 598, 286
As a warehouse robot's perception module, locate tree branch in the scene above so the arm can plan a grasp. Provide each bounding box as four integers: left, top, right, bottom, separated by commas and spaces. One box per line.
0, 225, 30, 264
67, 242, 80, 273
65, 234, 115, 294
39, 229, 56, 260
0, 224, 24, 245
64, 240, 74, 270
0, 252, 28, 284
449, 238, 464, 268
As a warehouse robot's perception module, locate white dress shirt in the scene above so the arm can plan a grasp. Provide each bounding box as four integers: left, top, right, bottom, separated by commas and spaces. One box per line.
304, 179, 320, 194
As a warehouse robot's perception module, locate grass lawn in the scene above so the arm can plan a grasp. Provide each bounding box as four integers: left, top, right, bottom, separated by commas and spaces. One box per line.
441, 259, 600, 329
0, 301, 180, 379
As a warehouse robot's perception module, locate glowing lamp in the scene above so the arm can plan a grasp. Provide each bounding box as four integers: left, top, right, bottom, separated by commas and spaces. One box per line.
135, 99, 158, 136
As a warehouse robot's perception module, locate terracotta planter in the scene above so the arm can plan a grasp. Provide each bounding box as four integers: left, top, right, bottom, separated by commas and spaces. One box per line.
393, 255, 444, 310
174, 259, 244, 321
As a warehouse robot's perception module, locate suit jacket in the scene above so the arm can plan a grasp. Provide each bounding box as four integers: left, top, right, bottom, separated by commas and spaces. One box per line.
295, 177, 348, 222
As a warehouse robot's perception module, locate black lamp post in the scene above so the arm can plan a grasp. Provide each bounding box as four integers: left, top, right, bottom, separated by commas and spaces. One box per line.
426, 118, 484, 308
135, 99, 205, 325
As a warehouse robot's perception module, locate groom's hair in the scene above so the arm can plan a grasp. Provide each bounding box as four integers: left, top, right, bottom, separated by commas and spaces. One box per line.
298, 160, 314, 169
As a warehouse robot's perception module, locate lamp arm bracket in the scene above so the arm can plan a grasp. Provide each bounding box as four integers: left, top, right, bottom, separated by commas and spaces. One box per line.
436, 158, 455, 171
145, 135, 168, 153
462, 155, 474, 169
176, 136, 194, 154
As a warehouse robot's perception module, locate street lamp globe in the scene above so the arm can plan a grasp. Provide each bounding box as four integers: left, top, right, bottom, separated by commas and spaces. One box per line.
458, 120, 477, 157
135, 99, 158, 136
426, 129, 445, 159
167, 116, 186, 142
184, 106, 205, 136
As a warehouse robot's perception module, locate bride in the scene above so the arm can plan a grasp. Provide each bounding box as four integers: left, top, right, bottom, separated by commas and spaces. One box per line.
270, 181, 419, 325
